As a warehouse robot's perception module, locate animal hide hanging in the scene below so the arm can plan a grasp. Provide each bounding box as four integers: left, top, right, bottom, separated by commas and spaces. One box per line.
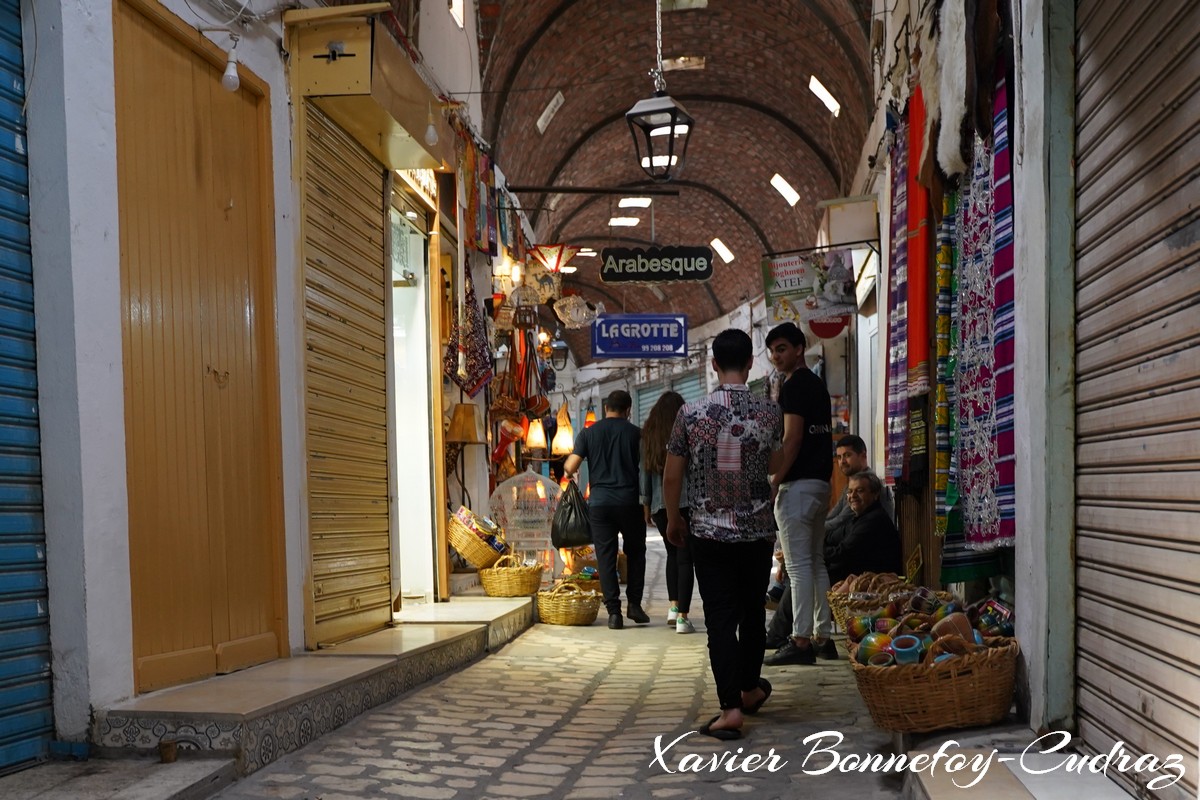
916, 0, 942, 183
936, 0, 971, 177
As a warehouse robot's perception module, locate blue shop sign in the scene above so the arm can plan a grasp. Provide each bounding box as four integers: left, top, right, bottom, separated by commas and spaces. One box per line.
592, 314, 688, 359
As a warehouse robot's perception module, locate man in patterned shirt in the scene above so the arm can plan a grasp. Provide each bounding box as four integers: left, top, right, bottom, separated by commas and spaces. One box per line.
663, 329, 781, 740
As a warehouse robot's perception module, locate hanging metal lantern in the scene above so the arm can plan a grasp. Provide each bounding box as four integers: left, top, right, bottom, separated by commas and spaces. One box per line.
626, 0, 694, 181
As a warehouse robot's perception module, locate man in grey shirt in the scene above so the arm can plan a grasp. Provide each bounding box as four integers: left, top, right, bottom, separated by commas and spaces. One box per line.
765, 435, 894, 650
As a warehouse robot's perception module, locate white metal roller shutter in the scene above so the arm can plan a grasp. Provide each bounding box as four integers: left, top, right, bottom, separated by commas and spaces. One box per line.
303, 103, 393, 646
634, 381, 664, 426
671, 372, 705, 405
1074, 2, 1200, 796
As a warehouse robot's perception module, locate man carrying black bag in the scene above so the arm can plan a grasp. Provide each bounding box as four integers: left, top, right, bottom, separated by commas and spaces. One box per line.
563, 390, 648, 629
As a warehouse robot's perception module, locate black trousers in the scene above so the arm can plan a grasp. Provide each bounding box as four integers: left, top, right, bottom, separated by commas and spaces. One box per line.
690, 535, 774, 710
651, 509, 695, 613
588, 504, 647, 615
767, 584, 794, 640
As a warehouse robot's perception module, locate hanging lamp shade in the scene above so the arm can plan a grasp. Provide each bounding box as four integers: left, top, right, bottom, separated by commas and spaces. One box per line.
524, 418, 547, 450
551, 402, 574, 455
584, 404, 597, 428
530, 244, 581, 274
446, 403, 485, 444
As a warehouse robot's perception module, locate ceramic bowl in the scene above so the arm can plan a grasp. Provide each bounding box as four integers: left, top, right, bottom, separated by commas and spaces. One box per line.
846, 616, 875, 642
857, 632, 893, 664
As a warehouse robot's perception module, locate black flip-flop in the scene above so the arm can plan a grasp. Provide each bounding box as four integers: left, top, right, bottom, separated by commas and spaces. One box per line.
743, 678, 772, 715
698, 714, 743, 741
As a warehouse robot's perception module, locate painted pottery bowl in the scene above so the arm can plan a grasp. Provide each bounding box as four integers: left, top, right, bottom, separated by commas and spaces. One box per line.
857, 633, 894, 664
846, 616, 875, 642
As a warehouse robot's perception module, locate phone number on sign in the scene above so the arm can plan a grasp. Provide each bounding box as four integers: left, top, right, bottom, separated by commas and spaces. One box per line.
639, 344, 679, 353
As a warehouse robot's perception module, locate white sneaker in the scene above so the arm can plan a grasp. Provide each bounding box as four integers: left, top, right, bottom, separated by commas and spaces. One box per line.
676, 617, 695, 634
667, 606, 679, 623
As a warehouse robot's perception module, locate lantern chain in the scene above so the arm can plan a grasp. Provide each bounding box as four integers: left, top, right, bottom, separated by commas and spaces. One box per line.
651, 0, 666, 92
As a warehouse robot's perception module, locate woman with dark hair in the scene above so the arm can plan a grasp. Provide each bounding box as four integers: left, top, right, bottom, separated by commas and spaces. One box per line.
639, 391, 697, 633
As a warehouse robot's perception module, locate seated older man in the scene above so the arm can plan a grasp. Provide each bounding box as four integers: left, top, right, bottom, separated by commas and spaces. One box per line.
824, 470, 903, 584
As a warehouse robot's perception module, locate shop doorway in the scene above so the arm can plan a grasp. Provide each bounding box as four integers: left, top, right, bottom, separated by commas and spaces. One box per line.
115, 0, 286, 692
389, 186, 439, 603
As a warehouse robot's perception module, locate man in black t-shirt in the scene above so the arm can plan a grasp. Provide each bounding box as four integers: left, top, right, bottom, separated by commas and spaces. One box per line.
563, 390, 648, 629
763, 323, 835, 666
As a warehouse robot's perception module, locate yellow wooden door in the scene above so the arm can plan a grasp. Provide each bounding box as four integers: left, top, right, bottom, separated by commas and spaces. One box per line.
116, 0, 285, 692
302, 103, 393, 646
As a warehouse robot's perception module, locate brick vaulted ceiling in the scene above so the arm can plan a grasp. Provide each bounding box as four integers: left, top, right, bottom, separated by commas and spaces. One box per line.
478, 0, 873, 360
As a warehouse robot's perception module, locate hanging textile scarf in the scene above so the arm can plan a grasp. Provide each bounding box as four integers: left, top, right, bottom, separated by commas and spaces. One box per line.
462, 138, 480, 252
476, 153, 491, 253
885, 120, 910, 483
934, 192, 957, 535
906, 89, 933, 488
954, 64, 1015, 551
442, 266, 494, 398
907, 87, 934, 398
990, 66, 1017, 549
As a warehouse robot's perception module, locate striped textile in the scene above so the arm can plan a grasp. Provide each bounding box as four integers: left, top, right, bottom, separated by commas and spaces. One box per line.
885, 121, 910, 483
990, 70, 1016, 550
954, 67, 1016, 552
934, 192, 957, 536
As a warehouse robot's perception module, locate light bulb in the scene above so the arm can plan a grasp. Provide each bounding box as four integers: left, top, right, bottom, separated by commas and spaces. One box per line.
424, 102, 439, 146
221, 49, 240, 92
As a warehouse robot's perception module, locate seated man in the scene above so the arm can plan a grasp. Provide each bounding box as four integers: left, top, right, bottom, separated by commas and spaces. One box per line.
765, 435, 893, 652
824, 470, 903, 584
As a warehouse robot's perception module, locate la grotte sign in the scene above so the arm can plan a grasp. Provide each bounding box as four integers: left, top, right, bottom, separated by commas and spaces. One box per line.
592, 314, 688, 359
599, 246, 713, 283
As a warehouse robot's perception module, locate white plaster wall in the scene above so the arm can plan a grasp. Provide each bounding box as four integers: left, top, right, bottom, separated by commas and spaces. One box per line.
420, 0, 484, 131
24, 0, 131, 740
1010, 0, 1076, 730
25, 0, 305, 735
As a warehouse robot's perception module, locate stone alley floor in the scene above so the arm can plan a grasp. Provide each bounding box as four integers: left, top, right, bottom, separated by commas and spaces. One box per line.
212, 537, 904, 800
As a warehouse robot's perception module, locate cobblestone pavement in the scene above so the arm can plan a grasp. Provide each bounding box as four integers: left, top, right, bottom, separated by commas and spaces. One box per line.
214, 538, 904, 800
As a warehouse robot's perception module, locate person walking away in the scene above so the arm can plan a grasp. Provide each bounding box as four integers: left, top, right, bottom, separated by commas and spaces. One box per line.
763, 322, 835, 666
825, 470, 903, 584
639, 391, 696, 634
563, 390, 648, 630
664, 329, 781, 739
766, 434, 894, 651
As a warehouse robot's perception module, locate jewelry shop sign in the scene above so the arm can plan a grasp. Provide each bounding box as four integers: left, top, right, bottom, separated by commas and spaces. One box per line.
592, 314, 688, 359
600, 246, 713, 283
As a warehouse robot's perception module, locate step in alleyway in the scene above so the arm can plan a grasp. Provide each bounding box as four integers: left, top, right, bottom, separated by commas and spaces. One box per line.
210, 538, 903, 800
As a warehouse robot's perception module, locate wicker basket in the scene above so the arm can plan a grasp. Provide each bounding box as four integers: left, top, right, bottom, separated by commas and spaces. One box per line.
827, 589, 956, 630
448, 514, 506, 569
479, 555, 544, 597
536, 582, 602, 626
850, 637, 1019, 733
560, 575, 604, 593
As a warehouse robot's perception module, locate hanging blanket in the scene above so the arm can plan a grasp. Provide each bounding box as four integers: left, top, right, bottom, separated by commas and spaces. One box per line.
907, 88, 933, 398
885, 121, 910, 483
991, 68, 1017, 549
934, 192, 957, 535
954, 66, 1015, 551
